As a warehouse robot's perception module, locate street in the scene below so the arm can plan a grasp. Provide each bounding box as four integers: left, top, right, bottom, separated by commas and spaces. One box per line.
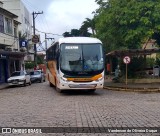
0, 82, 160, 136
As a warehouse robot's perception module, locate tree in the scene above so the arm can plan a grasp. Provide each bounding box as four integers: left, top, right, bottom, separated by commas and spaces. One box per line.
94, 0, 160, 52
81, 18, 96, 36
71, 29, 80, 36
63, 32, 71, 37
62, 29, 91, 37
79, 24, 92, 37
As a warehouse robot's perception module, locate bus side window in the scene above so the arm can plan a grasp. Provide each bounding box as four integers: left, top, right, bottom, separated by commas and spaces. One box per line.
55, 44, 60, 70
47, 47, 54, 60
53, 44, 56, 59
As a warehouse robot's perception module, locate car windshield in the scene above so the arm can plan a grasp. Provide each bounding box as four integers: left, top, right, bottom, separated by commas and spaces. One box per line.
11, 71, 24, 77
30, 71, 41, 75
60, 43, 104, 72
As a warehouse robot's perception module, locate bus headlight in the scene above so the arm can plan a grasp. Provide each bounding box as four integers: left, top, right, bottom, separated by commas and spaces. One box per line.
96, 77, 103, 82
61, 77, 67, 82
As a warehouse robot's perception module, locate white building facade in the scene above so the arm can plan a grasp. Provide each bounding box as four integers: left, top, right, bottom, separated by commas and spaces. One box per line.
2, 0, 32, 40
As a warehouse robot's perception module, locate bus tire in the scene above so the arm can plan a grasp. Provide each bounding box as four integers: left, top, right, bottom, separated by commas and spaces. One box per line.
88, 89, 96, 93
49, 82, 54, 87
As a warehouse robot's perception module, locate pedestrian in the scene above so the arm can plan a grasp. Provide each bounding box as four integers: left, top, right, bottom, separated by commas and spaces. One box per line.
34, 65, 37, 70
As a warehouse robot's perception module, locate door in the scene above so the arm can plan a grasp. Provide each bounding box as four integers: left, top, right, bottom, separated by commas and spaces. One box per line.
0, 59, 6, 83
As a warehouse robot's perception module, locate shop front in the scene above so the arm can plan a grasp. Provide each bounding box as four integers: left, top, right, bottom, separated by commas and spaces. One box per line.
0, 56, 8, 83
0, 51, 26, 83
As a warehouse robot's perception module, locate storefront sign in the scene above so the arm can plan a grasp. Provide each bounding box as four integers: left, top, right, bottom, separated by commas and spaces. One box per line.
20, 40, 27, 47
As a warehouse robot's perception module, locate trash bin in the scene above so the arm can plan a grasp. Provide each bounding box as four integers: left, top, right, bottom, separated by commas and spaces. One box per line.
153, 65, 159, 77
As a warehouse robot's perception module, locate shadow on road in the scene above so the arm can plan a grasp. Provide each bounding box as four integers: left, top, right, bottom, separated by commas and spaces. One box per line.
61, 89, 101, 96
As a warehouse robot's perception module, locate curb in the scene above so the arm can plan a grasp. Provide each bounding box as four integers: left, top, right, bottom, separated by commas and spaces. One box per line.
103, 86, 160, 92
0, 85, 8, 90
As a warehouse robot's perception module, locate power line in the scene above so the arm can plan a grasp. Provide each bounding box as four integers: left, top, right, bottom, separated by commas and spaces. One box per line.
35, 29, 63, 36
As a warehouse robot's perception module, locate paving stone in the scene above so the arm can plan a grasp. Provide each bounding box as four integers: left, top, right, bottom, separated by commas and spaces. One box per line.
0, 82, 159, 136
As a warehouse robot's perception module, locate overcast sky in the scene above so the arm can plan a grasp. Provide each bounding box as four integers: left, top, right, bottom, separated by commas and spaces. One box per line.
22, 0, 98, 41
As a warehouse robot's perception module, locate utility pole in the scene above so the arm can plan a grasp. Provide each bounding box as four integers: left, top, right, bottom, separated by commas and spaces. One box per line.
32, 11, 43, 67
44, 33, 54, 72
45, 33, 54, 51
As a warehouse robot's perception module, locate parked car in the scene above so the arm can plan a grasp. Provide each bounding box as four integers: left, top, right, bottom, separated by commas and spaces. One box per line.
30, 70, 45, 83
7, 71, 31, 86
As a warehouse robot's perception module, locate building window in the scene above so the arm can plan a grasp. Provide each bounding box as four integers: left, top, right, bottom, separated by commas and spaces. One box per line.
5, 17, 12, 35
14, 25, 18, 38
0, 14, 4, 33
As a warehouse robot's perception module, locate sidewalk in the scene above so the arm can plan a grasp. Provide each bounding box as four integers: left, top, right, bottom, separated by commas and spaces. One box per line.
104, 77, 160, 92
0, 83, 8, 90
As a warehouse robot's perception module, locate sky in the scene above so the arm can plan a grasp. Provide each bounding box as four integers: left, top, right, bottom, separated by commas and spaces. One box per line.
22, 0, 99, 50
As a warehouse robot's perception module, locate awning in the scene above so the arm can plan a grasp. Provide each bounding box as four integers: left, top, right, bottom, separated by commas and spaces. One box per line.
0, 50, 26, 57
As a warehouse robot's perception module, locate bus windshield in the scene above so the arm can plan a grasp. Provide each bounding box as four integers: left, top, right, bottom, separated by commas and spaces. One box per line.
60, 43, 104, 73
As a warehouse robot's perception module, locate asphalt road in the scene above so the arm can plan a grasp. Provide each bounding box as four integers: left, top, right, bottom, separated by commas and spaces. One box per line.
0, 82, 160, 136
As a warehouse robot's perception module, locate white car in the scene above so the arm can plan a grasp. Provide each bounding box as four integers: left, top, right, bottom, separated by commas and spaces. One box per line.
7, 71, 31, 86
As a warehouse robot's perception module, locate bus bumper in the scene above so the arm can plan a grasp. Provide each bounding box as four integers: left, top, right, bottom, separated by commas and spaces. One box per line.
59, 79, 104, 90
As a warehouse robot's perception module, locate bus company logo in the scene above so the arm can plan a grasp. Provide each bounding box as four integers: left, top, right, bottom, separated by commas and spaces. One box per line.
65, 46, 78, 49
2, 128, 11, 133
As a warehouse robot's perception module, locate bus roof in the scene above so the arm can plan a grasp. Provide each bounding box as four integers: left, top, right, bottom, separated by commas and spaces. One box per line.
58, 37, 102, 44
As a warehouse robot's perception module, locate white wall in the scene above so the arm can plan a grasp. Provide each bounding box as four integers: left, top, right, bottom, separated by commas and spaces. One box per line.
0, 33, 18, 49
2, 0, 32, 40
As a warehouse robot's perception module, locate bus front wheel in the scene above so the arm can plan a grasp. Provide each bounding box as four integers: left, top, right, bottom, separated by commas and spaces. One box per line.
49, 82, 54, 87
88, 89, 96, 93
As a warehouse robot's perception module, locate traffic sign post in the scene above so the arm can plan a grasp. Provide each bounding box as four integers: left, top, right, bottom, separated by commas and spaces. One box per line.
32, 35, 40, 44
123, 56, 131, 85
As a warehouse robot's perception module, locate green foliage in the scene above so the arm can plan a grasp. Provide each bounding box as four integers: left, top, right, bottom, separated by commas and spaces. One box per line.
120, 56, 147, 78
146, 58, 155, 68
63, 28, 91, 37
37, 56, 44, 64
155, 53, 160, 65
25, 62, 35, 69
94, 0, 160, 52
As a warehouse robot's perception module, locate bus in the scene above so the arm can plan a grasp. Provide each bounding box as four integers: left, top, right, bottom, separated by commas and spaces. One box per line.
46, 37, 105, 92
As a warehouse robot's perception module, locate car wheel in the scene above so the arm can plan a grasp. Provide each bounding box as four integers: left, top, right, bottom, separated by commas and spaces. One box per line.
39, 78, 42, 83
29, 80, 31, 85
23, 80, 26, 87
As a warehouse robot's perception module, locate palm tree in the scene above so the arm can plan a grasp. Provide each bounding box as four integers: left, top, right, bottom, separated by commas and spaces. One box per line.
81, 18, 96, 36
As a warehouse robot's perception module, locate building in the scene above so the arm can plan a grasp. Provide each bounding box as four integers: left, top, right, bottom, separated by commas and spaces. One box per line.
2, 0, 32, 40
2, 0, 34, 61
142, 39, 157, 58
0, 1, 26, 83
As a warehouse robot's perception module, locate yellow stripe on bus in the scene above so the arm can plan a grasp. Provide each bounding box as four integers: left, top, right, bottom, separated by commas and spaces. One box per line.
67, 74, 102, 82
